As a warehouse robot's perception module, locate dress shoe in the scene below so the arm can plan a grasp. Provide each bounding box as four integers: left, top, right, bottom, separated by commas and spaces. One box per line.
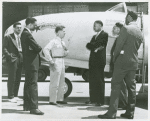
118, 106, 127, 110
23, 107, 30, 111
120, 113, 134, 119
95, 103, 103, 106
85, 101, 95, 104
9, 98, 17, 103
30, 109, 44, 115
49, 102, 58, 105
57, 101, 67, 104
49, 102, 63, 107
98, 113, 116, 119
14, 97, 23, 101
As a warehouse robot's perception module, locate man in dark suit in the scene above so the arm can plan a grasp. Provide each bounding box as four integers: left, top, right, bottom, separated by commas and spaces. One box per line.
21, 17, 44, 115
111, 22, 128, 110
86, 20, 108, 106
3, 22, 23, 103
98, 11, 143, 119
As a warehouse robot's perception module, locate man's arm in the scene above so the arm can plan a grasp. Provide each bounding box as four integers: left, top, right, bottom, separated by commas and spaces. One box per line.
3, 36, 11, 57
43, 40, 54, 64
86, 36, 95, 50
94, 33, 108, 52
26, 32, 42, 53
113, 26, 128, 62
92, 33, 108, 49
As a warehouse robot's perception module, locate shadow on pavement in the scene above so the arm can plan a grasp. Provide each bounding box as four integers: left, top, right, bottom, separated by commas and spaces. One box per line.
2, 109, 29, 114
81, 115, 125, 119
136, 99, 148, 110
78, 106, 108, 111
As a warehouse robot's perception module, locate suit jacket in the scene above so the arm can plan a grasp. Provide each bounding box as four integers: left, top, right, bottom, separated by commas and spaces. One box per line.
21, 28, 42, 70
113, 22, 143, 70
86, 30, 108, 67
3, 33, 23, 63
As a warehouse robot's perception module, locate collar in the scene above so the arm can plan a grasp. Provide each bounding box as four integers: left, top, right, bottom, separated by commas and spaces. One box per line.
96, 29, 103, 36
128, 21, 137, 25
14, 33, 20, 39
25, 27, 31, 33
56, 36, 62, 41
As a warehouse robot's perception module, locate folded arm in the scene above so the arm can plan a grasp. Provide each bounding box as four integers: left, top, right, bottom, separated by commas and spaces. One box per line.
86, 33, 108, 51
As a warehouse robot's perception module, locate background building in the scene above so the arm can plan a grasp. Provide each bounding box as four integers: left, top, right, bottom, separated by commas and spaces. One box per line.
2, 2, 148, 36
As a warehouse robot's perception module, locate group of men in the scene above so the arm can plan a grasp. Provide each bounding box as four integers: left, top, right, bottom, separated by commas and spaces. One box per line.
86, 11, 143, 119
3, 10, 143, 119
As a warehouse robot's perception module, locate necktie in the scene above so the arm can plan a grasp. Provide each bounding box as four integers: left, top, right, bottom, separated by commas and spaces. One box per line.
17, 36, 22, 52
95, 33, 99, 39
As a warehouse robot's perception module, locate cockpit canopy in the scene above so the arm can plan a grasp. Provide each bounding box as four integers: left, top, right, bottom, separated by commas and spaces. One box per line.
106, 3, 127, 13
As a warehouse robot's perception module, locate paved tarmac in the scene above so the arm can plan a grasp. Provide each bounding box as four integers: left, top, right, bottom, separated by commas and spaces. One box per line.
1, 73, 148, 120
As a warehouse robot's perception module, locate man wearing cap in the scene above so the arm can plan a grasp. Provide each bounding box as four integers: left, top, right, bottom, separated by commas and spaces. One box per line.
98, 11, 143, 119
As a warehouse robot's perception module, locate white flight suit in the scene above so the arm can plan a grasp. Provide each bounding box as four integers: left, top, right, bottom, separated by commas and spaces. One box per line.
43, 36, 69, 103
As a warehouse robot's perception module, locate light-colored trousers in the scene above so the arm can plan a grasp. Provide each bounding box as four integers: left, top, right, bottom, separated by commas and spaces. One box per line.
49, 58, 65, 103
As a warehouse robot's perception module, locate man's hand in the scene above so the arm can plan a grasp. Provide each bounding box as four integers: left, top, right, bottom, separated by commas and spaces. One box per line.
49, 61, 56, 71
94, 46, 104, 52
64, 50, 69, 57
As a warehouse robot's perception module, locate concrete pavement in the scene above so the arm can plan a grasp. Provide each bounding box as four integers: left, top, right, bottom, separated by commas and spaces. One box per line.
1, 73, 148, 120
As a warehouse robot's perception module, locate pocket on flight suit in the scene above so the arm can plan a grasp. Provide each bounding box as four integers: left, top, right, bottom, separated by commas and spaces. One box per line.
53, 58, 62, 73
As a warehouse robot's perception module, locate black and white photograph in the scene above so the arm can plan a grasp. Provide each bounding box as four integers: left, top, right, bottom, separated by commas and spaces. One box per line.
1, 0, 149, 120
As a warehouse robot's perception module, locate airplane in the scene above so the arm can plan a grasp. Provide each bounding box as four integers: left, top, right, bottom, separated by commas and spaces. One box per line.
3, 2, 148, 98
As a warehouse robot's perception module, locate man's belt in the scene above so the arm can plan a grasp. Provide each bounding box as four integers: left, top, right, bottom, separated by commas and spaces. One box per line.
53, 56, 64, 58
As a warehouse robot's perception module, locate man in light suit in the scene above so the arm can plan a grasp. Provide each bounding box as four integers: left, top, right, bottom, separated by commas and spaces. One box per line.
21, 17, 44, 115
3, 22, 23, 103
98, 11, 143, 119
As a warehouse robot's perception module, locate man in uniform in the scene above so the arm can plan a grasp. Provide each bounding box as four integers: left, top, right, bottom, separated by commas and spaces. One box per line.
3, 22, 23, 103
43, 25, 69, 106
21, 17, 44, 115
98, 11, 143, 119
86, 20, 108, 106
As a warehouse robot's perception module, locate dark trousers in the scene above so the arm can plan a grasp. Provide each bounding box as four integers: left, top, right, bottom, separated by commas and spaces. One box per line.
24, 70, 38, 110
89, 65, 105, 104
7, 58, 22, 99
119, 80, 128, 108
107, 67, 136, 117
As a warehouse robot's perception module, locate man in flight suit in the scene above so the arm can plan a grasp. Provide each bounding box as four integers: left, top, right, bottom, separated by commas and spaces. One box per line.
98, 11, 143, 119
43, 25, 69, 106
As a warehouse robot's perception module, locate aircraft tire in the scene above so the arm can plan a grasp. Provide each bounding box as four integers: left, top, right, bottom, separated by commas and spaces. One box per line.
64, 78, 73, 98
38, 69, 47, 81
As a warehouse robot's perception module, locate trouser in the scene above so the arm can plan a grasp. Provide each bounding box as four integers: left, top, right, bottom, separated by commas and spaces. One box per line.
7, 58, 22, 99
89, 65, 105, 104
119, 80, 128, 108
24, 70, 38, 110
49, 58, 65, 103
107, 67, 136, 117
111, 63, 128, 108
